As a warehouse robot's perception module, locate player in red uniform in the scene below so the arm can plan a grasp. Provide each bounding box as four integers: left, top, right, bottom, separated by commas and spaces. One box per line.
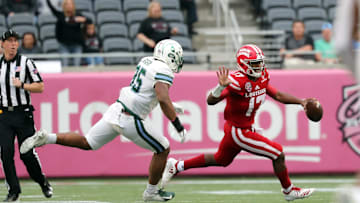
161, 44, 315, 201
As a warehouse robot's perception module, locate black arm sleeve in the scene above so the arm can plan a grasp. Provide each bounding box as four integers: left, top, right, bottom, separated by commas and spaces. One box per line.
46, 0, 62, 18
305, 35, 314, 48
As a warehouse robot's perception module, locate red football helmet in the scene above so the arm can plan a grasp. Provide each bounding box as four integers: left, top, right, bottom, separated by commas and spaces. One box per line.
236, 44, 265, 78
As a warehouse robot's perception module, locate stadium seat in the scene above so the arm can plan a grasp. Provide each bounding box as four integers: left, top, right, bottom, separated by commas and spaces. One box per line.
129, 23, 140, 39
171, 36, 193, 51
0, 26, 7, 36
97, 11, 125, 26
162, 10, 184, 23
123, 0, 149, 13
133, 38, 144, 52
261, 0, 292, 10
311, 33, 323, 41
293, 0, 322, 10
271, 20, 293, 34
170, 22, 188, 36
38, 14, 57, 28
40, 24, 56, 41
0, 14, 6, 28
11, 25, 39, 39
298, 7, 327, 21
328, 7, 336, 22
103, 37, 134, 64
7, 13, 35, 27
267, 8, 296, 23
157, 0, 181, 10
126, 10, 148, 25
323, 0, 337, 9
42, 39, 60, 53
304, 20, 327, 35
74, 0, 93, 12
94, 0, 121, 13
99, 24, 128, 40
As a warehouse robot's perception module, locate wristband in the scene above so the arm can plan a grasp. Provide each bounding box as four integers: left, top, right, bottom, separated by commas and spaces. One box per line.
211, 84, 226, 98
21, 82, 24, 89
171, 117, 184, 132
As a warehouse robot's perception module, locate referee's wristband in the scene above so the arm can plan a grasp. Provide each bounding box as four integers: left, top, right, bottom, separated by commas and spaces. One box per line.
21, 82, 24, 89
171, 117, 184, 132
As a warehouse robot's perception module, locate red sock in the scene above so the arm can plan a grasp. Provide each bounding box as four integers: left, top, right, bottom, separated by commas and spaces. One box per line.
184, 154, 206, 170
276, 168, 292, 189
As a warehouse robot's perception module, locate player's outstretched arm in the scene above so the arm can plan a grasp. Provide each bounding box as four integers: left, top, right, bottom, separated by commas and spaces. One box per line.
207, 67, 231, 105
267, 85, 305, 107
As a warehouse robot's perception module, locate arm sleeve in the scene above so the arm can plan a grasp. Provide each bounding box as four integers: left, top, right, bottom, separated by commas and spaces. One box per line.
266, 84, 278, 97
138, 19, 148, 35
25, 59, 43, 83
46, 0, 62, 18
154, 72, 174, 86
284, 36, 290, 49
219, 87, 230, 100
305, 35, 314, 48
153, 65, 174, 86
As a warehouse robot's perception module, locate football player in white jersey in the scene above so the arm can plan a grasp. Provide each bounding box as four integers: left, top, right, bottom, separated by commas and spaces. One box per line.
20, 39, 188, 202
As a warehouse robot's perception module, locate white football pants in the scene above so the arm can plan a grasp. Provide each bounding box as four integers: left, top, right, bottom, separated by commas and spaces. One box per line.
85, 102, 169, 153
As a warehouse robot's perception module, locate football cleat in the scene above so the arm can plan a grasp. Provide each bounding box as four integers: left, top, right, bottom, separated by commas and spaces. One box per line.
41, 180, 53, 198
143, 189, 175, 202
161, 158, 178, 189
283, 186, 315, 201
20, 129, 48, 154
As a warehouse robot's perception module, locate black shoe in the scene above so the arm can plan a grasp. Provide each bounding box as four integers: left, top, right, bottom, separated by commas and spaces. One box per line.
40, 180, 53, 198
3, 193, 19, 202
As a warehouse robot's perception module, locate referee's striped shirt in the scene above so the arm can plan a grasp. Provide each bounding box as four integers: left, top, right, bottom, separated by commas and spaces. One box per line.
0, 53, 42, 107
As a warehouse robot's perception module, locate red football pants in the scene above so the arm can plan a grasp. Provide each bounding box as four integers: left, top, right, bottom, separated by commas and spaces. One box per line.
214, 122, 283, 166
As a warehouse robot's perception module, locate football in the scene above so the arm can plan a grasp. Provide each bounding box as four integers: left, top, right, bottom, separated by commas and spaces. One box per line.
305, 99, 323, 122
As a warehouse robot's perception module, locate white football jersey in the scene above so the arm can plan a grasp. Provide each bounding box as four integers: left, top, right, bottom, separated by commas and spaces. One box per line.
118, 57, 174, 119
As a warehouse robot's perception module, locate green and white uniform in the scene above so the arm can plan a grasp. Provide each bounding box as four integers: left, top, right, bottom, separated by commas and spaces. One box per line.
85, 57, 174, 153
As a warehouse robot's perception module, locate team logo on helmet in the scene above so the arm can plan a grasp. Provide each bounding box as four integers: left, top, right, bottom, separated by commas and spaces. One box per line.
337, 84, 360, 156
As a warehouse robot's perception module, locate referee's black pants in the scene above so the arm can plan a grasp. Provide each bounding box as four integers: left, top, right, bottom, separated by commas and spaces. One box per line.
0, 109, 46, 195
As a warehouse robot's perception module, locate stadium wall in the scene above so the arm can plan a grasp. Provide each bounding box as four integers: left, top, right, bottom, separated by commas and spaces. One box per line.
2, 69, 359, 178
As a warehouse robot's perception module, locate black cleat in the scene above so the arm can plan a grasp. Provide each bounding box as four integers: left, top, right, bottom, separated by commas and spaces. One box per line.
3, 193, 19, 202
41, 180, 53, 198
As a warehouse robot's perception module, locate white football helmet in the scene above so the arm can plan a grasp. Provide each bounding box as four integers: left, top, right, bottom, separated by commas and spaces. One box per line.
154, 39, 184, 73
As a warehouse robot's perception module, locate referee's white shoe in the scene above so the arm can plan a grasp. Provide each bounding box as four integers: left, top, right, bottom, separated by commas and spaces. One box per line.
20, 130, 48, 154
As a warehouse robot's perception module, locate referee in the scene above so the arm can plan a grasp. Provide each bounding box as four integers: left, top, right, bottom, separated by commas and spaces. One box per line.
0, 29, 52, 202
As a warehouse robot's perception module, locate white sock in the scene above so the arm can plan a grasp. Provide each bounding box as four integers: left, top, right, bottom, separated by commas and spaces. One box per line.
177, 161, 184, 172
146, 183, 157, 194
284, 184, 293, 193
46, 133, 57, 144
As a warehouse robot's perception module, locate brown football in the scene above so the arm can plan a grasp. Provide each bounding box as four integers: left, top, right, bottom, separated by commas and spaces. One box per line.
305, 99, 323, 122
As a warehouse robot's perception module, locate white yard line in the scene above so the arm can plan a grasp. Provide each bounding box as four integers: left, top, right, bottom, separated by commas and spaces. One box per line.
17, 178, 354, 186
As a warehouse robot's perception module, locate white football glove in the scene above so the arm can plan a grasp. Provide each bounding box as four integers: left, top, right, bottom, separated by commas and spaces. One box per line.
172, 102, 185, 114
171, 129, 188, 143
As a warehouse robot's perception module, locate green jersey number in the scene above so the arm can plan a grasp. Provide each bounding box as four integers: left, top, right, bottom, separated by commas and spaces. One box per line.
130, 66, 146, 92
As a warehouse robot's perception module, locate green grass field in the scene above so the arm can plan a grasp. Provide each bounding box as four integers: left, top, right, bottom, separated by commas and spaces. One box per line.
1, 175, 355, 203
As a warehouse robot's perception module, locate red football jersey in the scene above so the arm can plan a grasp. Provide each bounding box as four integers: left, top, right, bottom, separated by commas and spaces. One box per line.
219, 69, 277, 128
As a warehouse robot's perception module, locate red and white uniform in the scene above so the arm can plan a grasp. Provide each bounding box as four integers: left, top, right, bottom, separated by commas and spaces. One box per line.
214, 69, 283, 165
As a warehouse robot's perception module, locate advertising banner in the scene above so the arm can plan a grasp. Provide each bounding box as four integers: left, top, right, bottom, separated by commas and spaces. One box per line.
1, 69, 359, 177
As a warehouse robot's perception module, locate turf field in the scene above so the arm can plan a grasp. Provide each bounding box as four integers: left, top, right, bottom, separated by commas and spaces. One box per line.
1, 175, 355, 203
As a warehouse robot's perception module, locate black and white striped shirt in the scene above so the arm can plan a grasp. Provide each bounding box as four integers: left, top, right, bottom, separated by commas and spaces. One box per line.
0, 54, 42, 107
